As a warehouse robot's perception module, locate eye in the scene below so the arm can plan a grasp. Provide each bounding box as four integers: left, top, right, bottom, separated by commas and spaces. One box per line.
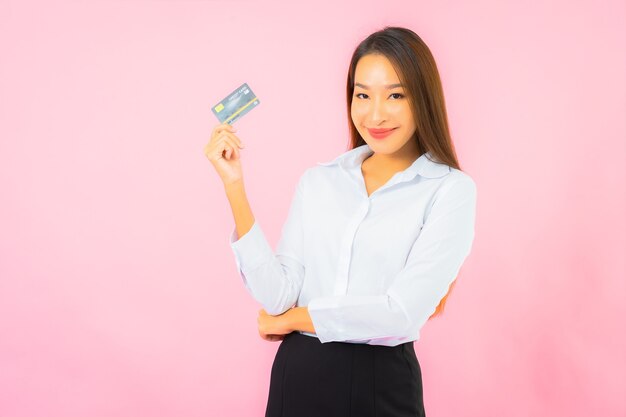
354, 92, 404, 100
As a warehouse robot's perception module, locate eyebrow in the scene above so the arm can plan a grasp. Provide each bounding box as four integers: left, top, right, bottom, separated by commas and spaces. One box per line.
354, 82, 404, 90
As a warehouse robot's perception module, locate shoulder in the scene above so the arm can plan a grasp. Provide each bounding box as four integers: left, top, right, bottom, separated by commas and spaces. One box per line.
446, 167, 476, 188
297, 164, 340, 189
435, 167, 477, 204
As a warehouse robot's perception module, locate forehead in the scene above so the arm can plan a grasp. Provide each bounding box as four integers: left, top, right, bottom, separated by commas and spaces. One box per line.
354, 54, 401, 84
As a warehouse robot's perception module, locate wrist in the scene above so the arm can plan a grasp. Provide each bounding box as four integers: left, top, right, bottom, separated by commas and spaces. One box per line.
280, 308, 296, 333
287, 307, 315, 334
224, 179, 244, 193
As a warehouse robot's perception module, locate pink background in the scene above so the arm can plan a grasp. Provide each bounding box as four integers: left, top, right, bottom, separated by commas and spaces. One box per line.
1, 0, 624, 416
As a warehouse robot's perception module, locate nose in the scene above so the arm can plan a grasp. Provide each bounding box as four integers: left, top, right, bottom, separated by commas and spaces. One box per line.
368, 96, 387, 125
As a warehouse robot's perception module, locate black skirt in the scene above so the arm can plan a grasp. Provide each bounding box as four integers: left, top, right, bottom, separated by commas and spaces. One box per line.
265, 331, 425, 417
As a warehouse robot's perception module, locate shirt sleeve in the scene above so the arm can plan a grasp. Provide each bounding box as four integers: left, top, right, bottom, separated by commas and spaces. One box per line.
228, 171, 307, 316
307, 176, 477, 344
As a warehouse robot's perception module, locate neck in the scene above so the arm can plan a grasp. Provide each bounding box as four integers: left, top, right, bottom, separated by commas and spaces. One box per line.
364, 145, 421, 174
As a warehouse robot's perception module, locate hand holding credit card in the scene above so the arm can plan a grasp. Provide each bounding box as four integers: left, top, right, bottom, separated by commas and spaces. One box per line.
205, 83, 254, 185
211, 82, 260, 124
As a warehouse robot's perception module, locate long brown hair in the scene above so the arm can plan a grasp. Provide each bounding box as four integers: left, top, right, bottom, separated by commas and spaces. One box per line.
346, 26, 461, 319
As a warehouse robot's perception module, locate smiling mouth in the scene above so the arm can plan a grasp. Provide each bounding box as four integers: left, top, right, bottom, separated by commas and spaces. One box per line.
367, 127, 398, 133
366, 127, 398, 140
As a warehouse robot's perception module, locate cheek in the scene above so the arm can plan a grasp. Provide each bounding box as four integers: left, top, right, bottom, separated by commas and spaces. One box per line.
386, 102, 407, 116
351, 102, 366, 121
392, 104, 415, 125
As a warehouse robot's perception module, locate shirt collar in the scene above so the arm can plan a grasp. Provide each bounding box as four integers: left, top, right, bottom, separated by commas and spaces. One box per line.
316, 143, 450, 180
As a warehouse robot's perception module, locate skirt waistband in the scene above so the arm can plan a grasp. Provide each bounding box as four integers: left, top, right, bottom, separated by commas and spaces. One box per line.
295, 330, 416, 350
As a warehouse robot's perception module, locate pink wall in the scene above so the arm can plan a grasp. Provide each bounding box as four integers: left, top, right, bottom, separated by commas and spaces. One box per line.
1, 0, 624, 416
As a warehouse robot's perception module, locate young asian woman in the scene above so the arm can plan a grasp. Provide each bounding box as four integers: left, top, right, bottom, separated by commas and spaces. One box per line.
205, 26, 477, 417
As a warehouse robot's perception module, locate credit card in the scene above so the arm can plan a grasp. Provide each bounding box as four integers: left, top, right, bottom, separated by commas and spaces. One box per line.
211, 82, 260, 124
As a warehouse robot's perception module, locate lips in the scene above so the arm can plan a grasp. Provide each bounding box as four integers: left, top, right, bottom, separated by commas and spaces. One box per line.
366, 127, 397, 139
367, 127, 397, 134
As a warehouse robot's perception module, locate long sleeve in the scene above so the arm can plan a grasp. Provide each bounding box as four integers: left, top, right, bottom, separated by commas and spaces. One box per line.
307, 177, 477, 344
228, 171, 307, 316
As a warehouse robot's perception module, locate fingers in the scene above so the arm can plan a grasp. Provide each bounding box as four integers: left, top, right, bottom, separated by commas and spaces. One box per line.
205, 123, 245, 162
215, 130, 244, 149
219, 136, 241, 160
258, 331, 285, 342
213, 130, 244, 161
205, 132, 242, 161
211, 122, 237, 138
211, 123, 244, 149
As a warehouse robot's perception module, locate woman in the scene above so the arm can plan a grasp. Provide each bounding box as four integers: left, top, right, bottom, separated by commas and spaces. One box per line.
205, 26, 477, 417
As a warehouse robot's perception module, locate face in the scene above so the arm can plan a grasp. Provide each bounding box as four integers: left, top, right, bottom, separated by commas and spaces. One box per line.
351, 53, 418, 158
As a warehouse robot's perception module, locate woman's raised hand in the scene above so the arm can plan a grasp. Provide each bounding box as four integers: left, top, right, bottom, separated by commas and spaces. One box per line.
204, 122, 245, 185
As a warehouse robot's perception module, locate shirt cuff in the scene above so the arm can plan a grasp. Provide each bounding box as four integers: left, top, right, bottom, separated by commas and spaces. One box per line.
307, 296, 343, 343
307, 294, 412, 344
229, 221, 274, 274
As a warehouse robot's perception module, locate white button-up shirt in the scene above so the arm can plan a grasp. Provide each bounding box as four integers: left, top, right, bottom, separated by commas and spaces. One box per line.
228, 143, 477, 346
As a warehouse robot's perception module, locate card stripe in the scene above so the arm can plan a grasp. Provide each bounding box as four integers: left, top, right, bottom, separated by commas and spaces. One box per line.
224, 96, 259, 123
